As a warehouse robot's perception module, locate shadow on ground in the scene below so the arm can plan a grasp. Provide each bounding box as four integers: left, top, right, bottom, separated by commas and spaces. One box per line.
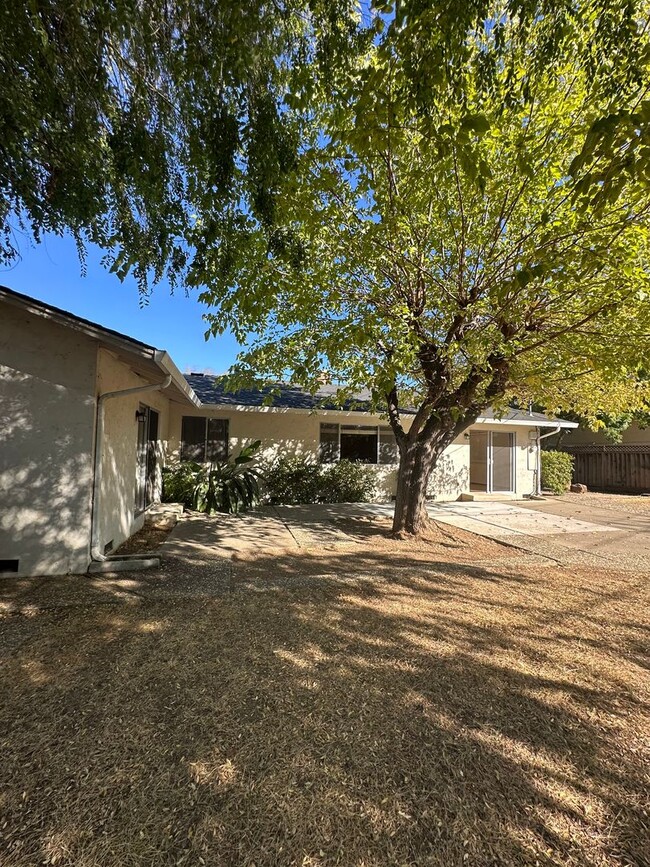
1, 549, 648, 867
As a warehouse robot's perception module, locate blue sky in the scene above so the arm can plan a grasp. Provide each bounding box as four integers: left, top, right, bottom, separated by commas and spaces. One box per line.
0, 232, 243, 373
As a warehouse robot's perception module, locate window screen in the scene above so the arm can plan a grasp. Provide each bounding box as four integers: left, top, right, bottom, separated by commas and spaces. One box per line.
320, 423, 339, 463
181, 416, 207, 462
378, 426, 399, 464
181, 417, 229, 462
207, 418, 229, 461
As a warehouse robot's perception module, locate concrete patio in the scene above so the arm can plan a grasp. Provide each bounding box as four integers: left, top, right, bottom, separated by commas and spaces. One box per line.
159, 497, 650, 571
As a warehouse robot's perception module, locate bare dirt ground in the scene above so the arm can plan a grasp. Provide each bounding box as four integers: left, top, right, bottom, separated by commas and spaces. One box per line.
1, 524, 648, 867
114, 513, 178, 555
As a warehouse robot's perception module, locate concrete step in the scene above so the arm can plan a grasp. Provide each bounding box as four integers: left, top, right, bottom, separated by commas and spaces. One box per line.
459, 492, 520, 502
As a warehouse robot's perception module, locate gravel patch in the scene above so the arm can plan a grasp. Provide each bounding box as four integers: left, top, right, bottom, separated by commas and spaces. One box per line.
557, 491, 650, 515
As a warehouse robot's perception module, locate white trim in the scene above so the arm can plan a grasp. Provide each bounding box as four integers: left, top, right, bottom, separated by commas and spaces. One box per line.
195, 403, 578, 428
474, 416, 578, 429
319, 422, 398, 465
154, 350, 201, 407
203, 404, 391, 418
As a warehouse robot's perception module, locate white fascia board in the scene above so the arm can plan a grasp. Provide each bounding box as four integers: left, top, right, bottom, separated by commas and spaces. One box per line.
154, 350, 201, 407
474, 416, 579, 428
199, 403, 579, 428
200, 404, 391, 420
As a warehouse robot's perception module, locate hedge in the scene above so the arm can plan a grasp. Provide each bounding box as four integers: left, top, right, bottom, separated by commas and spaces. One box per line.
263, 456, 375, 504
540, 450, 574, 494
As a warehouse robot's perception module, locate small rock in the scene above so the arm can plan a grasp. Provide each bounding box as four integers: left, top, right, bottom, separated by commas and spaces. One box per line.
571, 483, 588, 493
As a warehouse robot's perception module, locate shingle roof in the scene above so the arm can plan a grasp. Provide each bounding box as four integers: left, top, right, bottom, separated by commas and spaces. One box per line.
183, 375, 577, 427
184, 375, 376, 411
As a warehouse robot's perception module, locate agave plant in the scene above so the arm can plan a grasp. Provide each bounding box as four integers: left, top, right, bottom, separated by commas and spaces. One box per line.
163, 441, 263, 514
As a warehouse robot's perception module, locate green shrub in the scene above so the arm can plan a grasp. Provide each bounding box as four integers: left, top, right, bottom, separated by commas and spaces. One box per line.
319, 460, 375, 503
263, 456, 375, 504
161, 460, 202, 505
263, 456, 322, 504
162, 441, 263, 514
540, 450, 574, 494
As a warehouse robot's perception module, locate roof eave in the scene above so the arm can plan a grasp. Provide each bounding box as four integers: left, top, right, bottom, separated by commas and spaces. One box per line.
0, 285, 156, 357
154, 351, 201, 407
475, 416, 578, 428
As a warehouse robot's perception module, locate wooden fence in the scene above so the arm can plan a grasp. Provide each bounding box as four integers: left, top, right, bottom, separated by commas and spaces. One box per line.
562, 444, 650, 493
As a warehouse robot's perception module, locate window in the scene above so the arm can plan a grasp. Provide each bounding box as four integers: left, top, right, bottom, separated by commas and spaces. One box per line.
379, 427, 399, 464
340, 425, 379, 463
181, 417, 229, 462
319, 423, 398, 465
319, 423, 339, 463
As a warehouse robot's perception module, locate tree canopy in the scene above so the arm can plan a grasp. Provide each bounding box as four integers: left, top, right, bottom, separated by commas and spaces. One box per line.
193, 0, 650, 531
0, 0, 357, 287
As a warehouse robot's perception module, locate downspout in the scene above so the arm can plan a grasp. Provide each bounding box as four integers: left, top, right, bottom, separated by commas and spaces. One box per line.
533, 425, 562, 497
90, 375, 172, 563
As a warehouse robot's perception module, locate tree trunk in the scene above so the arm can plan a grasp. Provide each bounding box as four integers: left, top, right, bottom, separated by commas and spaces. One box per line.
392, 436, 446, 536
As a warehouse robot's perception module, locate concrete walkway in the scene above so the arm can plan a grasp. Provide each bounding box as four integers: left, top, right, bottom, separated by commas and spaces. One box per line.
424, 500, 619, 537
422, 500, 650, 571
515, 496, 650, 568
159, 498, 650, 570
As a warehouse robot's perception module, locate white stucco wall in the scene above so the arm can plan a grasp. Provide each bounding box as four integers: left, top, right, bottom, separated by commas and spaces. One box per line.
0, 304, 97, 577
426, 425, 536, 500
168, 404, 539, 501
168, 403, 402, 499
96, 348, 172, 553
513, 425, 538, 497
561, 423, 650, 447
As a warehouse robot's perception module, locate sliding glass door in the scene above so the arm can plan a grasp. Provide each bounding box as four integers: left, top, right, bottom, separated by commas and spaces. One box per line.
490, 431, 514, 492
470, 431, 515, 493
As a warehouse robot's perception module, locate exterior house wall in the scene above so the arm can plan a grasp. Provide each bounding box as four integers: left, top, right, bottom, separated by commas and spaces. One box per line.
513, 425, 538, 497
168, 403, 403, 498
429, 425, 537, 500
168, 403, 539, 501
561, 423, 650, 447
0, 304, 97, 577
96, 348, 172, 554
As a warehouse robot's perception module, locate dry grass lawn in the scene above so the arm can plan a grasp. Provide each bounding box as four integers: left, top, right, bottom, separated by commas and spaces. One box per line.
0, 548, 648, 866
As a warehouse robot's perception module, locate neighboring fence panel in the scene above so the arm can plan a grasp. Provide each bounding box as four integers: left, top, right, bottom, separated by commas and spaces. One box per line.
562, 444, 650, 493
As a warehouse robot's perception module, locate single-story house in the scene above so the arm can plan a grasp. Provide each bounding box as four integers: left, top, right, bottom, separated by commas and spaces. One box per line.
1, 286, 577, 578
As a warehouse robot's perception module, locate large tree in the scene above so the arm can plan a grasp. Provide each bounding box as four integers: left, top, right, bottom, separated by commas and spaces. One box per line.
193, 1, 650, 534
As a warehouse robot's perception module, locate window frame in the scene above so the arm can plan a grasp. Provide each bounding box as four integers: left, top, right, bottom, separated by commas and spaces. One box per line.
319, 423, 399, 465
180, 416, 229, 463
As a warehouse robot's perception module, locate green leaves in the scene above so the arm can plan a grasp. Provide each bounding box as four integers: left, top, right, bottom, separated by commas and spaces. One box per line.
460, 114, 491, 135
0, 0, 360, 281
196, 1, 650, 434
5, 0, 650, 434
162, 442, 263, 514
